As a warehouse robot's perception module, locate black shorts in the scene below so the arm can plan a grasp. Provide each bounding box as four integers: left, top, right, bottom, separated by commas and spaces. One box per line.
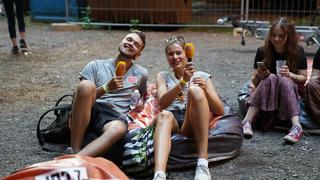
87, 102, 128, 135
170, 109, 186, 128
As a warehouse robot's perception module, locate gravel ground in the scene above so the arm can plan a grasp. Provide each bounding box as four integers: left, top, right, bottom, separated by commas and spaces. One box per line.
1, 17, 320, 179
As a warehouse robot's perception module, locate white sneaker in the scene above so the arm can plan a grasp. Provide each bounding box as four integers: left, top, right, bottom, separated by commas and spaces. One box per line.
153, 172, 166, 180
194, 165, 211, 180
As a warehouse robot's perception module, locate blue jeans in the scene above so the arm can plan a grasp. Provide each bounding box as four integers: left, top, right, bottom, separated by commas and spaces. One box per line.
3, 0, 25, 39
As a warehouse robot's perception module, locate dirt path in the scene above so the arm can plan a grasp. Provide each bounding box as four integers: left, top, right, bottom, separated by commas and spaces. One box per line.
0, 19, 319, 179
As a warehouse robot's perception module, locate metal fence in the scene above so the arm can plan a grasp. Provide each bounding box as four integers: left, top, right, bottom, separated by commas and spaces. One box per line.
66, 0, 319, 27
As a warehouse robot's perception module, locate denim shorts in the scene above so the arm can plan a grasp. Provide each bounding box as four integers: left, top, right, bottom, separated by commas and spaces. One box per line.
170, 109, 186, 128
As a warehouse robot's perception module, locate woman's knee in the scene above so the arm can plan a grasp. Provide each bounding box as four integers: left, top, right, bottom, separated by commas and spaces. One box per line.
188, 86, 206, 102
278, 76, 294, 88
156, 111, 175, 126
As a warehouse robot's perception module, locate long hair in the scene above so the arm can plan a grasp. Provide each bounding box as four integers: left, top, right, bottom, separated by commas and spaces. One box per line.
263, 17, 299, 73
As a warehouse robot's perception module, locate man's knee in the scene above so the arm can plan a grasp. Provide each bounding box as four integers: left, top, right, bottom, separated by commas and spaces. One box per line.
103, 120, 127, 137
76, 80, 96, 97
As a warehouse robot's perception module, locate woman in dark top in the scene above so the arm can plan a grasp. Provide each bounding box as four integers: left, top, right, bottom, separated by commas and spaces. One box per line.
242, 17, 308, 143
305, 48, 320, 122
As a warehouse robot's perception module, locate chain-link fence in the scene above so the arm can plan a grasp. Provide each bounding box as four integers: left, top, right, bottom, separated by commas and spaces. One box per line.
62, 0, 319, 27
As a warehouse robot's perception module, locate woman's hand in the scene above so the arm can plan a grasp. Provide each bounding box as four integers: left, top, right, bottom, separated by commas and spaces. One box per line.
279, 65, 290, 77
256, 66, 270, 79
192, 77, 208, 91
182, 64, 195, 82
252, 66, 270, 87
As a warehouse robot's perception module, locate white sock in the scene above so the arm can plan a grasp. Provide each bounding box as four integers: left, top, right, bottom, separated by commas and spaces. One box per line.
197, 158, 208, 167
154, 171, 166, 178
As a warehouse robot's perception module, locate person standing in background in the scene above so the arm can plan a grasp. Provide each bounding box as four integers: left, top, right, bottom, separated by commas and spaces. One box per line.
3, 0, 28, 54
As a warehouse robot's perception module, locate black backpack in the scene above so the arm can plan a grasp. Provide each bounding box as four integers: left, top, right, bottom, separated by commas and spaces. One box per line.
36, 94, 74, 152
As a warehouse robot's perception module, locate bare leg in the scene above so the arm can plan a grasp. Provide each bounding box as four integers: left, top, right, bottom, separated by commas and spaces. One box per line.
70, 80, 96, 153
181, 86, 210, 159
243, 106, 259, 123
291, 115, 302, 128
11, 37, 17, 47
78, 120, 127, 157
19, 31, 25, 40
154, 111, 179, 173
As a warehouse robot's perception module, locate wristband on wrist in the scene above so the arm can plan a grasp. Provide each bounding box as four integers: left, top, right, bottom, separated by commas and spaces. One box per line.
180, 77, 187, 86
102, 84, 109, 93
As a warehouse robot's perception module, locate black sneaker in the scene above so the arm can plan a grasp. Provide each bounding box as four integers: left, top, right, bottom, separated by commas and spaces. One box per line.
19, 39, 28, 52
11, 46, 19, 54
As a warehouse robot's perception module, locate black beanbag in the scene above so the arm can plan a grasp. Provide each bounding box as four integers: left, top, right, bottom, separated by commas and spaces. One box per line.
168, 101, 243, 169
84, 101, 243, 176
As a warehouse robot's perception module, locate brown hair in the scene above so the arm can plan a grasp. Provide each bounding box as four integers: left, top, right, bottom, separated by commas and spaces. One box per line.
164, 36, 186, 54
130, 30, 146, 51
262, 17, 299, 73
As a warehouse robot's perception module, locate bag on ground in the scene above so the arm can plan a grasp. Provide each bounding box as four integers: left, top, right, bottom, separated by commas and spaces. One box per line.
36, 94, 73, 152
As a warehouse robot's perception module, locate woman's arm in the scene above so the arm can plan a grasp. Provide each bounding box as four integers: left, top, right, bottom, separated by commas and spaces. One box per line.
251, 65, 271, 87
251, 69, 261, 88
289, 69, 307, 84
156, 73, 184, 110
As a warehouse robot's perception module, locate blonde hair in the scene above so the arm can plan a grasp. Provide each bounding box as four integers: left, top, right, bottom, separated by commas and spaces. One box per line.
165, 36, 186, 54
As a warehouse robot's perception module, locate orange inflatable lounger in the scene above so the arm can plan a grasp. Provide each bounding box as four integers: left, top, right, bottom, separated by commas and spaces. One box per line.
2, 155, 129, 180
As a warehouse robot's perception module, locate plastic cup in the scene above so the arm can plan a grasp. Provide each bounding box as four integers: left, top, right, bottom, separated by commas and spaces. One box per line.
276, 60, 286, 76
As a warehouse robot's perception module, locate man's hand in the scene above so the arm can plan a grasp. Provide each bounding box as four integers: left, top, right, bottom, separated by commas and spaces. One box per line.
108, 76, 124, 91
132, 99, 144, 113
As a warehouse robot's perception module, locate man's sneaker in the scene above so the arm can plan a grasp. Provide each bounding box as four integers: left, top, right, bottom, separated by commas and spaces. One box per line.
19, 39, 28, 52
11, 46, 18, 54
242, 120, 253, 139
283, 125, 303, 143
153, 172, 166, 180
65, 147, 74, 154
194, 165, 211, 180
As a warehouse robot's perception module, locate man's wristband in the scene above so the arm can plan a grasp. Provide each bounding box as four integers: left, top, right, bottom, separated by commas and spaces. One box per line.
102, 84, 109, 93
